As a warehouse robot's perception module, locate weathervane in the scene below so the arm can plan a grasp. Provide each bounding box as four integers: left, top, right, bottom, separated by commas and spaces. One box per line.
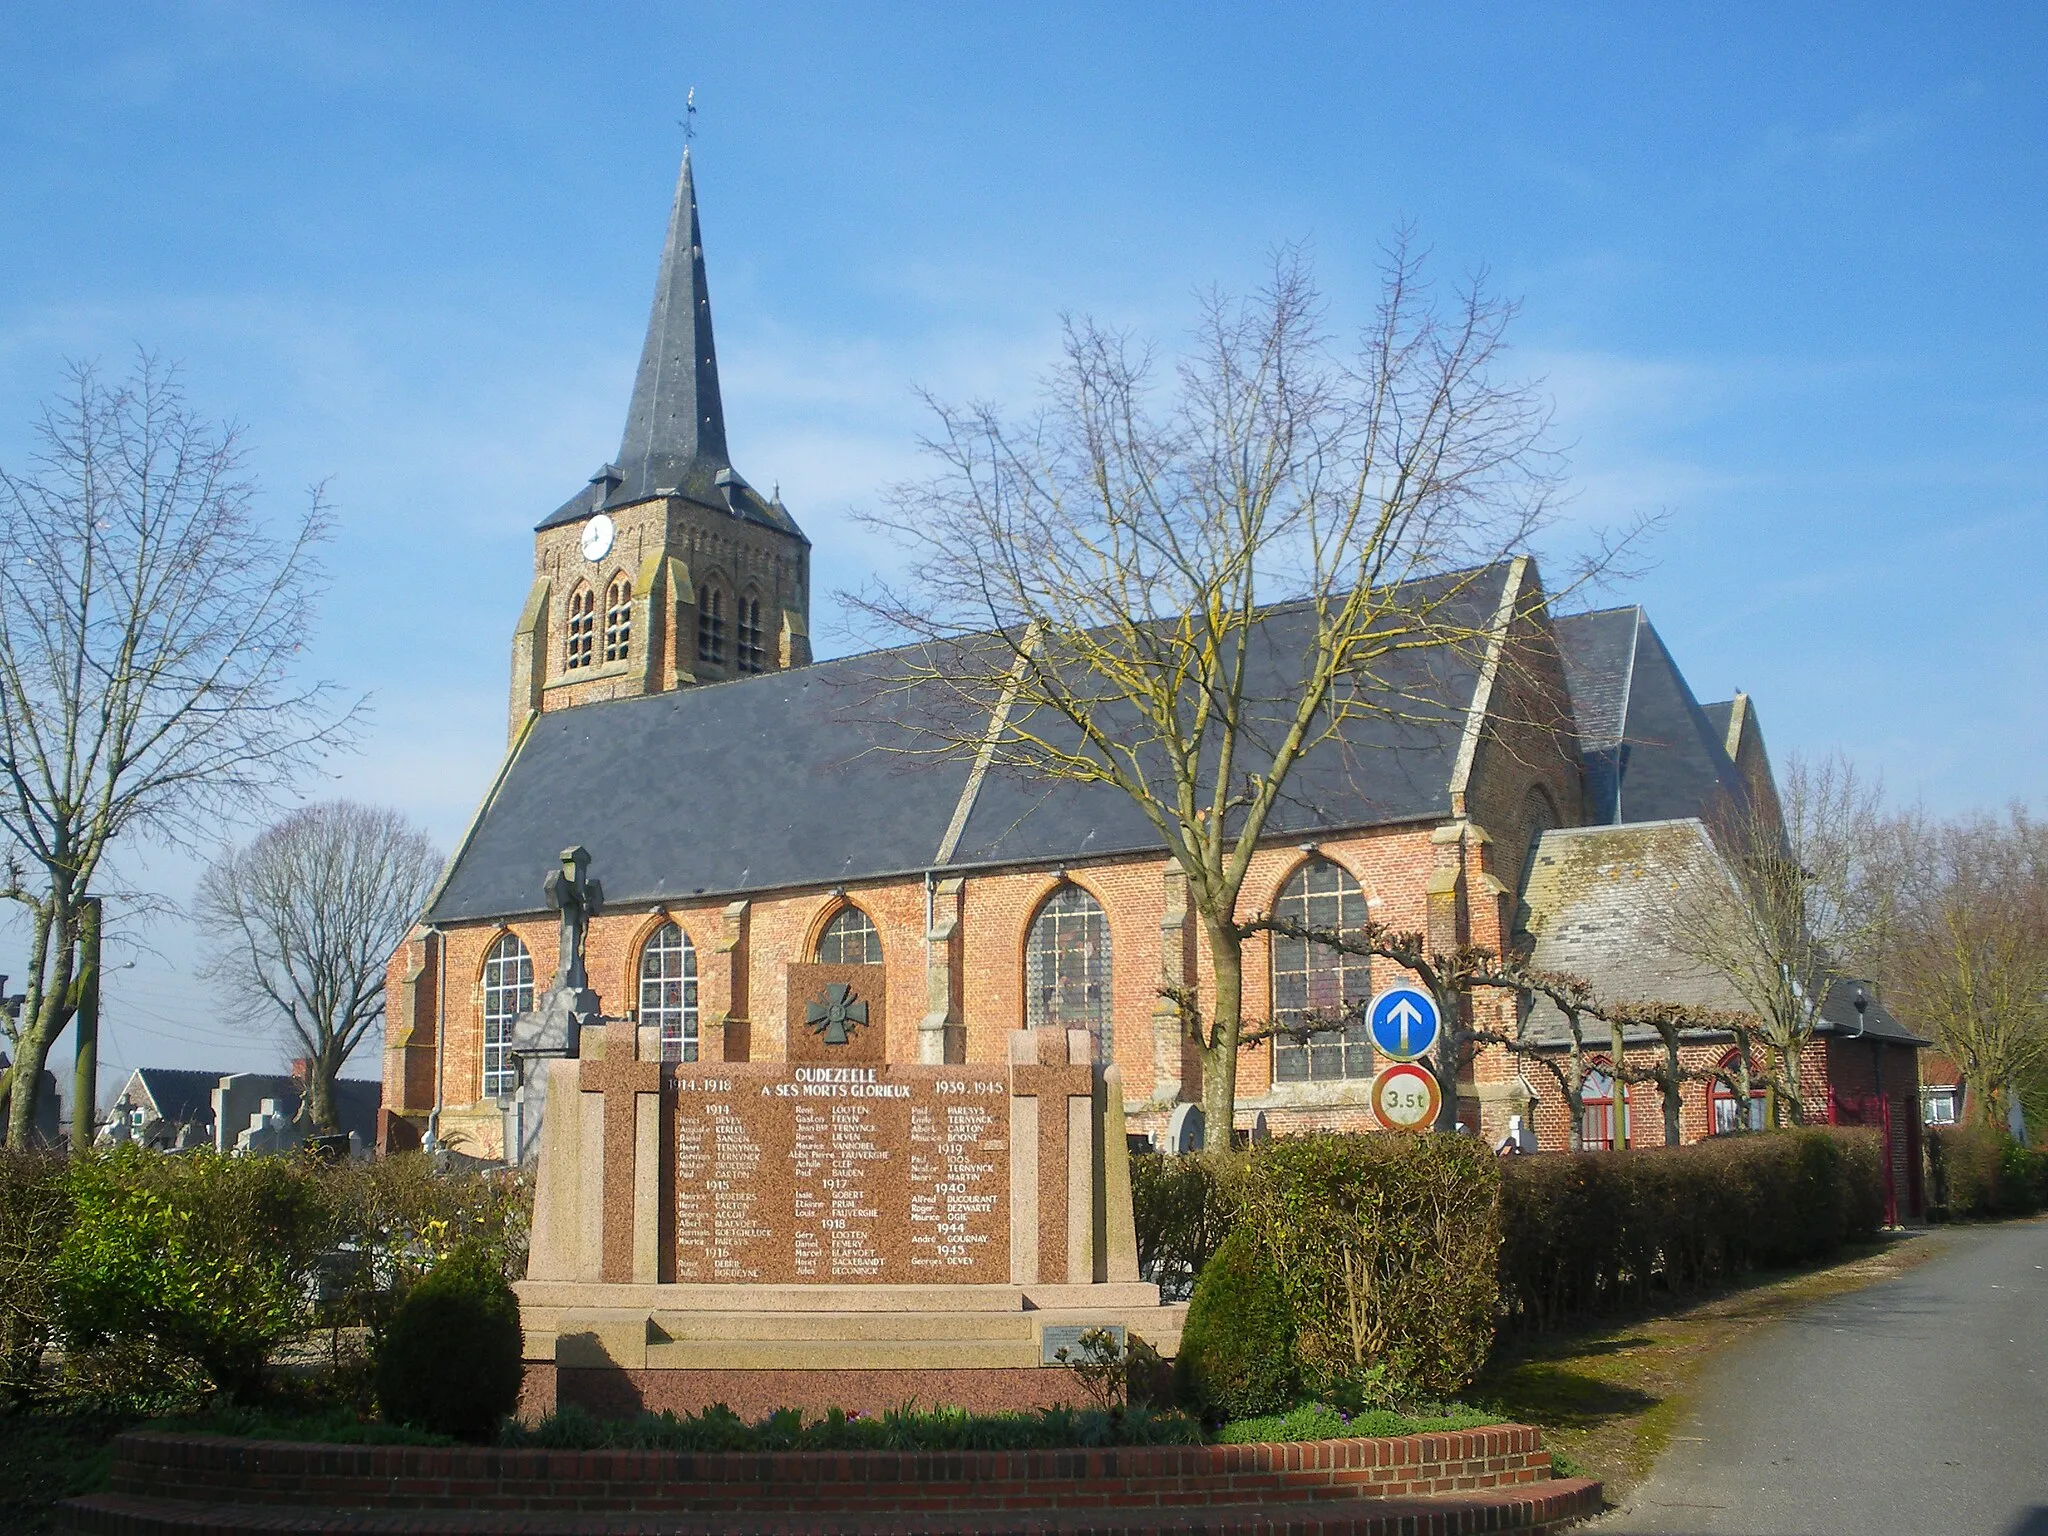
681, 86, 697, 145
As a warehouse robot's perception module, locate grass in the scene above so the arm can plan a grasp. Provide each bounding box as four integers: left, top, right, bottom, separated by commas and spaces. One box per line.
1212, 1401, 1502, 1444
0, 1411, 127, 1535
1472, 1228, 1951, 1505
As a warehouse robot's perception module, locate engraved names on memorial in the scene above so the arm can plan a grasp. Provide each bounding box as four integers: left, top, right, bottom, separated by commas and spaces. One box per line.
672, 1065, 1009, 1284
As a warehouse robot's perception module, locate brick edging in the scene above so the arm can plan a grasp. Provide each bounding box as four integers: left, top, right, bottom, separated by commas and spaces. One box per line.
105, 1424, 1559, 1513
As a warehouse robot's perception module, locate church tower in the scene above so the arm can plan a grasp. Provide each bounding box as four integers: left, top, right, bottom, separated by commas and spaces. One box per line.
507, 150, 811, 738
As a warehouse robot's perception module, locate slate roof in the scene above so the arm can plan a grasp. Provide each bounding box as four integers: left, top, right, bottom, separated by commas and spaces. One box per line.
426, 566, 1512, 922
1552, 607, 1751, 828
120, 1067, 385, 1144
1519, 821, 1925, 1048
536, 150, 803, 541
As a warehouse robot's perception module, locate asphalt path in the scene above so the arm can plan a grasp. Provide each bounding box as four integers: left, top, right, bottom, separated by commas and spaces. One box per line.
1592, 1218, 2048, 1536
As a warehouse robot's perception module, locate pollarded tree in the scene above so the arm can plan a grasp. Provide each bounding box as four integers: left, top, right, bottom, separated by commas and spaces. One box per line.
196, 802, 443, 1134
851, 245, 1588, 1139
0, 357, 357, 1147
1665, 754, 1888, 1125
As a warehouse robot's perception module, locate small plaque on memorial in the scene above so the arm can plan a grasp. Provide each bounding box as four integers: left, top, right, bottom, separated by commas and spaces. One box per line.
1040, 1322, 1128, 1366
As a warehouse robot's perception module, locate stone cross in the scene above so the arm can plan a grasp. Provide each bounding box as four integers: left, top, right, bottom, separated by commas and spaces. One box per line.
543, 845, 604, 993
1009, 1031, 1096, 1284
580, 1019, 663, 1284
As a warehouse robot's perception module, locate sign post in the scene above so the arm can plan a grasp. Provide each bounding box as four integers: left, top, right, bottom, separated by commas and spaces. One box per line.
1366, 985, 1440, 1063
1370, 1060, 1442, 1133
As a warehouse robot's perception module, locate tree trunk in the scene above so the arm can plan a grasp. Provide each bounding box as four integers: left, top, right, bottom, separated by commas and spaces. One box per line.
1660, 1028, 1683, 1146
308, 1048, 342, 1135
1431, 987, 1463, 1133
1609, 1019, 1629, 1150
1197, 914, 1244, 1150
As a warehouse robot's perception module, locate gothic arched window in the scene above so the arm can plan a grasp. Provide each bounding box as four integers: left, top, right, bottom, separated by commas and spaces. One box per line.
1026, 885, 1112, 1055
639, 922, 698, 1063
815, 904, 883, 964
1271, 858, 1372, 1083
481, 932, 533, 1099
697, 584, 727, 668
603, 573, 634, 662
737, 593, 766, 674
565, 585, 596, 671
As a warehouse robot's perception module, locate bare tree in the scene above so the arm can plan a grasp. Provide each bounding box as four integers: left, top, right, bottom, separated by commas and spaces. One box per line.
850, 245, 1589, 1138
1665, 754, 1887, 1125
0, 357, 357, 1147
1863, 807, 2047, 1132
195, 802, 441, 1133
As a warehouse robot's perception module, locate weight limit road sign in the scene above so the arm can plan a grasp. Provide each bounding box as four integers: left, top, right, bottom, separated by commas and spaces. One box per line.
1370, 1061, 1441, 1133
1366, 986, 1440, 1062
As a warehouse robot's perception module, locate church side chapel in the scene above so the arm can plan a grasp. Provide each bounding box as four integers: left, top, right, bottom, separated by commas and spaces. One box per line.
380, 150, 1921, 1184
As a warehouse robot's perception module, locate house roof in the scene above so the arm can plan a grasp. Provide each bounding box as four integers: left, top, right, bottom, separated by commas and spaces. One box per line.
118, 1068, 384, 1145
426, 564, 1517, 922
1552, 607, 1752, 828
1519, 820, 1928, 1049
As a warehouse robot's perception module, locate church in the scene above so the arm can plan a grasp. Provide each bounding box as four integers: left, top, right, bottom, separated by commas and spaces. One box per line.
379, 152, 1922, 1194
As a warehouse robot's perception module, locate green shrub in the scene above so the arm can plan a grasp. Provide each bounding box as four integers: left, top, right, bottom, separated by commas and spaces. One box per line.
374, 1241, 523, 1441
1237, 1133, 1500, 1403
325, 1153, 532, 1300
1174, 1228, 1295, 1423
1497, 1129, 1883, 1331
502, 1400, 1205, 1452
0, 1150, 69, 1404
51, 1147, 331, 1405
1996, 1138, 2045, 1216
1928, 1125, 2010, 1217
1130, 1151, 1242, 1300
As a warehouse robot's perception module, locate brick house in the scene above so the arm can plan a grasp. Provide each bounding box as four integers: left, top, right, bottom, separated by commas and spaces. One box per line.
380, 151, 1921, 1184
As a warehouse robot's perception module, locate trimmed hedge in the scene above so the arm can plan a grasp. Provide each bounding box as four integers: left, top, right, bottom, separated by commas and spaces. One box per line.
1173, 1228, 1295, 1422
374, 1242, 524, 1441
1137, 1126, 1887, 1362
1497, 1128, 1883, 1330
1927, 1125, 2048, 1218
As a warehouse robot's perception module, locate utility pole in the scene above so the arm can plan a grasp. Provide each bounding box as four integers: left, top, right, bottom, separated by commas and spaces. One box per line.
71, 897, 100, 1152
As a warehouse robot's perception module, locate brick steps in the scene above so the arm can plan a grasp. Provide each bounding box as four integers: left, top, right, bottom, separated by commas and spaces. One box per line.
62, 1479, 1605, 1535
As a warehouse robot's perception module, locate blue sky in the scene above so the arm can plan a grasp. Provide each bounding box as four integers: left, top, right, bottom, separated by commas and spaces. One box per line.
2, 3, 2043, 1096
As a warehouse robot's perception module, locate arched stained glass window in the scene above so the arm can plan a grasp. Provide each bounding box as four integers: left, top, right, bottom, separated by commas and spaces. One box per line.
815, 905, 882, 964
603, 573, 634, 662
1271, 859, 1372, 1083
639, 922, 698, 1063
481, 933, 533, 1100
697, 585, 727, 667
1026, 885, 1112, 1055
565, 585, 596, 671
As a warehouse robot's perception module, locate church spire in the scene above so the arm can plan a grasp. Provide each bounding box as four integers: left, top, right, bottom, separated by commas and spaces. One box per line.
616, 147, 729, 493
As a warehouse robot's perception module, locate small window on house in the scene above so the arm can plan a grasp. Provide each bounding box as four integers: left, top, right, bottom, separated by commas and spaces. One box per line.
1921, 1087, 1958, 1127
697, 585, 727, 667
815, 904, 883, 965
1709, 1049, 1767, 1133
1026, 885, 1113, 1058
1271, 859, 1372, 1083
1582, 1069, 1617, 1151
736, 594, 766, 674
565, 585, 596, 671
639, 922, 698, 1063
481, 933, 534, 1100
603, 573, 633, 662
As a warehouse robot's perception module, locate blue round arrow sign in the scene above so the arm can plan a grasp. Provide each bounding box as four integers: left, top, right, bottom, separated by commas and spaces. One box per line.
1366, 986, 1440, 1062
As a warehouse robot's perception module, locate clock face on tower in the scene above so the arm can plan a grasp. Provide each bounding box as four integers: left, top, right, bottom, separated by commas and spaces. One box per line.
580, 513, 616, 562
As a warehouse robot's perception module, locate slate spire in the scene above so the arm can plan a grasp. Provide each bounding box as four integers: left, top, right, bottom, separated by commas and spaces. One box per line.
616, 147, 730, 489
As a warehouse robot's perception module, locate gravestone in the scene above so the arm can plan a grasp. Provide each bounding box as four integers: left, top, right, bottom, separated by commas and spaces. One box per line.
518, 944, 1184, 1419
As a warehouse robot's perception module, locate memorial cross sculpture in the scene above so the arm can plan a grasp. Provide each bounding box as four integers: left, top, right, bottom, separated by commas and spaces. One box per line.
1009, 1035, 1097, 1285
543, 845, 604, 993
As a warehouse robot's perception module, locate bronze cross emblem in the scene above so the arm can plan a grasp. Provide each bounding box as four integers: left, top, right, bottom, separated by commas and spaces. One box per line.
804, 982, 868, 1046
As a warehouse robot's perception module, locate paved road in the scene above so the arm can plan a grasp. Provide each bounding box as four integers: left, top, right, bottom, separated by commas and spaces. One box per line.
1593, 1218, 2048, 1536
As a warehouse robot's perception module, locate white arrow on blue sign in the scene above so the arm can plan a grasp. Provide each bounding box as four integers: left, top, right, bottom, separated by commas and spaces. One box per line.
1366, 986, 1440, 1062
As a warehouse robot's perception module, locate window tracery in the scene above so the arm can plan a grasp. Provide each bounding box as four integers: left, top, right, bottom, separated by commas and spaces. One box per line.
639, 922, 698, 1063
565, 585, 596, 671
815, 904, 882, 964
1026, 885, 1112, 1055
737, 594, 765, 674
697, 584, 727, 667
481, 933, 533, 1099
1271, 859, 1372, 1083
